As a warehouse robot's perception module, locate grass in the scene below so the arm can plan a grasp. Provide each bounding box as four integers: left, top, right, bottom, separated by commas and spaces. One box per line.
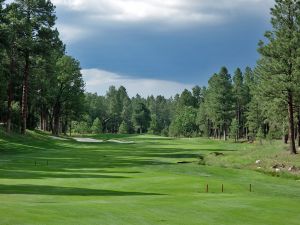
0, 130, 300, 224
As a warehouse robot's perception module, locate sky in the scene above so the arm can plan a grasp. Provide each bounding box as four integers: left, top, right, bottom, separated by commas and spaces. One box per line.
51, 0, 274, 97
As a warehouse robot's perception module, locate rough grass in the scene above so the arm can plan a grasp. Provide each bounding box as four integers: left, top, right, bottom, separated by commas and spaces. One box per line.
204, 139, 300, 178
0, 131, 300, 225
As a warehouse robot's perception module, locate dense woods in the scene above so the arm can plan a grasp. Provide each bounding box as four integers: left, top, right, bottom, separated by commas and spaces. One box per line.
0, 0, 85, 136
1, 0, 300, 154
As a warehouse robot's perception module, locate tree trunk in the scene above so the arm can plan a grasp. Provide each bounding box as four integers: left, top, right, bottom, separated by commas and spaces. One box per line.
20, 52, 30, 135
288, 92, 297, 154
62, 118, 68, 135
237, 105, 240, 140
53, 115, 59, 136
52, 103, 61, 136
223, 125, 227, 141
6, 79, 13, 133
69, 122, 72, 137
283, 134, 289, 144
40, 106, 48, 131
207, 120, 211, 138
40, 108, 45, 131
49, 114, 53, 133
298, 107, 300, 147
40, 111, 43, 130
7, 57, 16, 133
45, 112, 49, 131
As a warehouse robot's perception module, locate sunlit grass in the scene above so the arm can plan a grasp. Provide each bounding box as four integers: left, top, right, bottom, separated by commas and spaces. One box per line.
0, 131, 299, 224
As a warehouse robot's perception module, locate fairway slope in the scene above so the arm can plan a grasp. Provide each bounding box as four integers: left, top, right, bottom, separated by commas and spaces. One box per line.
0, 132, 300, 225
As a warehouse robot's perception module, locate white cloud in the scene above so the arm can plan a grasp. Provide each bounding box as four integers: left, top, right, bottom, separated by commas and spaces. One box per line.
52, 0, 274, 42
82, 68, 194, 98
53, 0, 273, 24
56, 24, 89, 44
6, 0, 274, 43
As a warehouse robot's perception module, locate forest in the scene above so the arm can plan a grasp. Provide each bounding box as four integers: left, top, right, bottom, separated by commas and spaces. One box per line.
0, 0, 300, 155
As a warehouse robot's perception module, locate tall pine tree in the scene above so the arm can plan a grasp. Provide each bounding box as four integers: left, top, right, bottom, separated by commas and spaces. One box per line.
206, 67, 233, 140
256, 0, 300, 154
15, 0, 56, 134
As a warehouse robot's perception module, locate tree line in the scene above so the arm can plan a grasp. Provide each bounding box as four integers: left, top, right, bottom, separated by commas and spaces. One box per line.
74, 67, 252, 142
1, 0, 300, 154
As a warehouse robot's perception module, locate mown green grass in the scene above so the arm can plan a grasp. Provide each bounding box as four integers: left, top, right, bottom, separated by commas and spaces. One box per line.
0, 131, 300, 225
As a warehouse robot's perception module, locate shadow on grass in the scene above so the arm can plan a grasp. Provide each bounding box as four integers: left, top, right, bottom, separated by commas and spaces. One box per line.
0, 184, 164, 196
0, 169, 130, 179
143, 153, 202, 159
0, 131, 236, 182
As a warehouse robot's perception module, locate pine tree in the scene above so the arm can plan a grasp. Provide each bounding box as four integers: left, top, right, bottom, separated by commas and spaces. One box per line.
243, 67, 254, 138
15, 0, 57, 134
178, 89, 196, 108
1, 3, 20, 132
133, 102, 151, 134
232, 68, 245, 139
147, 95, 171, 135
206, 67, 233, 140
106, 86, 122, 133
0, 0, 7, 123
119, 97, 133, 134
256, 0, 300, 154
230, 118, 239, 142
192, 85, 202, 108
246, 94, 265, 141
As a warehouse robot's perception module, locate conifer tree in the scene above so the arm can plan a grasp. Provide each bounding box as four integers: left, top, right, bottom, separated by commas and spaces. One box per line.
232, 68, 245, 139
206, 67, 233, 140
15, 0, 57, 134
230, 118, 239, 142
119, 97, 133, 134
256, 0, 300, 154
133, 102, 151, 134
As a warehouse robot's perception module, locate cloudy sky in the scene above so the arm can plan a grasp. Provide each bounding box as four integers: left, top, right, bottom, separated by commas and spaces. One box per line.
51, 0, 274, 97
